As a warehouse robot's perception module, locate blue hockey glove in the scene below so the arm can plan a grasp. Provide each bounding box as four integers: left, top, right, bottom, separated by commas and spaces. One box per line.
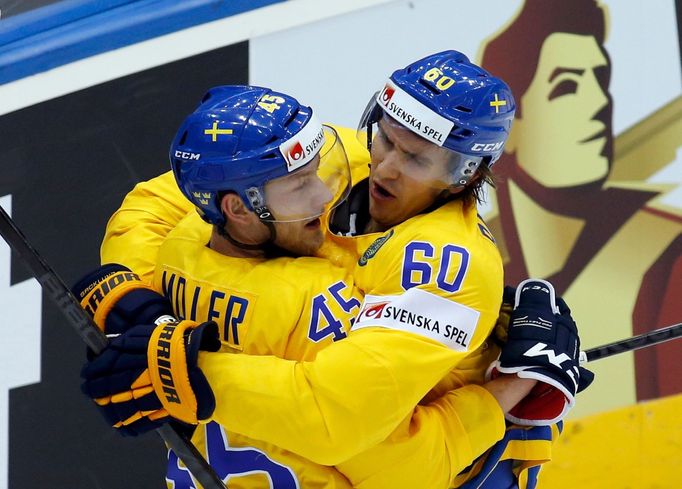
73, 263, 175, 335
489, 279, 594, 425
81, 320, 221, 436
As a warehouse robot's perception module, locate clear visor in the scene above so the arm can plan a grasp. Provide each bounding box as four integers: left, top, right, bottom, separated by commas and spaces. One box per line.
261, 125, 351, 222
357, 94, 484, 189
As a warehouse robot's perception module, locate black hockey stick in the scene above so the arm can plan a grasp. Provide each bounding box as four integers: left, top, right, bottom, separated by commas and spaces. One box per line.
0, 205, 227, 489
579, 322, 682, 363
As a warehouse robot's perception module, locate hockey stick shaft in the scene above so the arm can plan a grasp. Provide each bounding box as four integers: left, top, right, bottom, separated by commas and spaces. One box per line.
0, 205, 227, 489
580, 322, 682, 363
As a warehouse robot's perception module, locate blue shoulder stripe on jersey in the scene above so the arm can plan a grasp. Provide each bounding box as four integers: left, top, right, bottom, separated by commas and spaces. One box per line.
458, 422, 561, 489
0, 0, 285, 85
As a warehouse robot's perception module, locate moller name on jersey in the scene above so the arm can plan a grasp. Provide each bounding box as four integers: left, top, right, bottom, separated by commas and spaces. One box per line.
161, 270, 250, 347
377, 81, 454, 147
352, 288, 480, 351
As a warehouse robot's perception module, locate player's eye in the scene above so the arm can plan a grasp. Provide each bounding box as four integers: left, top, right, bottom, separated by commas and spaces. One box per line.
294, 179, 306, 191
407, 154, 430, 168
376, 129, 392, 147
297, 175, 314, 191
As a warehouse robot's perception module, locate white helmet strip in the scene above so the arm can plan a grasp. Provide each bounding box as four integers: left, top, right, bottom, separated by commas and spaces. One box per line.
376, 80, 454, 147
263, 125, 351, 223
278, 114, 326, 172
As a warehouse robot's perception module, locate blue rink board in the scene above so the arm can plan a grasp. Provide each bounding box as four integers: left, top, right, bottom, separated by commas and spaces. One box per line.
0, 0, 285, 85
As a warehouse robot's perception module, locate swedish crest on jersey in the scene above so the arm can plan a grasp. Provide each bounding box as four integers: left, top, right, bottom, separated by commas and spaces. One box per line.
358, 230, 394, 266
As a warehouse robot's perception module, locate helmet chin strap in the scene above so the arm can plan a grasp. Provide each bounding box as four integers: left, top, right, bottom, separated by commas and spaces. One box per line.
216, 223, 269, 251
215, 210, 285, 257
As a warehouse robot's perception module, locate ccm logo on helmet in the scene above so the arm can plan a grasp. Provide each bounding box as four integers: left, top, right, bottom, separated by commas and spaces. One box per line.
174, 150, 201, 160
471, 142, 504, 152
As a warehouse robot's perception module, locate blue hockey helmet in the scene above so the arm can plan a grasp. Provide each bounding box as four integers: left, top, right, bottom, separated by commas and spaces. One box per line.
170, 85, 351, 226
358, 50, 515, 187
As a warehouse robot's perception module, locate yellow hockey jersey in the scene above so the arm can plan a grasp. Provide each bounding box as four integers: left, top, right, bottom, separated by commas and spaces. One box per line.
156, 212, 359, 488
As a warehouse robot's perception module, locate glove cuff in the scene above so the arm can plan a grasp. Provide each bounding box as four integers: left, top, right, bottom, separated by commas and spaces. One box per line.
74, 264, 173, 334
186, 321, 221, 420
505, 385, 570, 426
489, 360, 574, 425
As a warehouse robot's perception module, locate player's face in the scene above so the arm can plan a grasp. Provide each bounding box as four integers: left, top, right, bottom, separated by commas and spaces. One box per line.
368, 118, 453, 229
272, 218, 325, 256
265, 158, 332, 255
510, 33, 611, 187
266, 157, 333, 220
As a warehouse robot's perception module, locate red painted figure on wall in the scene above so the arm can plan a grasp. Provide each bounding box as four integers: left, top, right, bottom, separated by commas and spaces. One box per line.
479, 0, 682, 416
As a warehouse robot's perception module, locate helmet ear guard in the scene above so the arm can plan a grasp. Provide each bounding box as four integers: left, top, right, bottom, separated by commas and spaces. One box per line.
449, 155, 485, 188
245, 187, 272, 220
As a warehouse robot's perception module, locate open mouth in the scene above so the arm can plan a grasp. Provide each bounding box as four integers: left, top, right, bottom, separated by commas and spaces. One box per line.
370, 181, 395, 200
304, 217, 321, 229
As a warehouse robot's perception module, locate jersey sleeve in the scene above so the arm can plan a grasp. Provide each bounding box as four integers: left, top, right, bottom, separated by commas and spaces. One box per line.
100, 170, 194, 282
198, 325, 471, 465
337, 384, 506, 488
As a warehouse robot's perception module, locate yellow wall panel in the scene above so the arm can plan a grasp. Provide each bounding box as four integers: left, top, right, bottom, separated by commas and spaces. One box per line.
541, 394, 682, 488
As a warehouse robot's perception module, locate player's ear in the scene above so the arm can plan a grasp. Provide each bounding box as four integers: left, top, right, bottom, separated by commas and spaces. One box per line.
221, 193, 253, 224
446, 174, 481, 196
446, 185, 464, 196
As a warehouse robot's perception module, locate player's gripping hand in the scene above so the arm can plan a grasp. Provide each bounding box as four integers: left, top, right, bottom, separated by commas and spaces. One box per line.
72, 263, 174, 335
81, 324, 168, 436
81, 320, 221, 436
489, 279, 594, 425
492, 285, 516, 345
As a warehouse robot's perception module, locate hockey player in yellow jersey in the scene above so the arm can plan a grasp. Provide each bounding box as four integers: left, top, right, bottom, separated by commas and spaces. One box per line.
80, 82, 536, 488
79, 52, 592, 488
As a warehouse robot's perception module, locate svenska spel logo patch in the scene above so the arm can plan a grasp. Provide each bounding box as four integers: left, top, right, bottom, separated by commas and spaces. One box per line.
284, 141, 305, 167
375, 80, 454, 146
352, 289, 480, 351
380, 84, 395, 104
357, 300, 390, 322
278, 115, 325, 172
